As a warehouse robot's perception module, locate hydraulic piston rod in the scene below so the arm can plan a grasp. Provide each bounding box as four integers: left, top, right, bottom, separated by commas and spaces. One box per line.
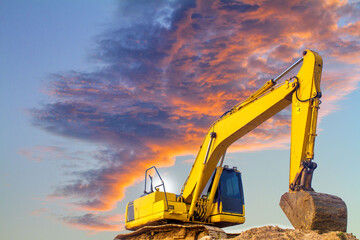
273, 55, 304, 82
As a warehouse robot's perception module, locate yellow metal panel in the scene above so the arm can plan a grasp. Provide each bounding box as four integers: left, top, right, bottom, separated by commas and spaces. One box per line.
138, 194, 154, 218
210, 213, 245, 224
154, 191, 176, 202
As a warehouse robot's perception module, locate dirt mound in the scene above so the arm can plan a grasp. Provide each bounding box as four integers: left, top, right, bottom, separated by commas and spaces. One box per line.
227, 226, 358, 240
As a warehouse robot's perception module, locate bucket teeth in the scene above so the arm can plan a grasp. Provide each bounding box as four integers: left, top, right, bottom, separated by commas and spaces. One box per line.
279, 191, 347, 232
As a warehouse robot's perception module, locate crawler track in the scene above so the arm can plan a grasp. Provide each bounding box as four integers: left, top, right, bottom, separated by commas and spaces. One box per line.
114, 224, 227, 240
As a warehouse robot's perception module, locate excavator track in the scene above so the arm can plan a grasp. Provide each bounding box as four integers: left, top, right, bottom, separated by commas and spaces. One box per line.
114, 224, 227, 240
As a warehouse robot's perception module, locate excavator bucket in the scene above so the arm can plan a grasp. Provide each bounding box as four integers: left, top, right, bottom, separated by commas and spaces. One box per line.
280, 191, 347, 232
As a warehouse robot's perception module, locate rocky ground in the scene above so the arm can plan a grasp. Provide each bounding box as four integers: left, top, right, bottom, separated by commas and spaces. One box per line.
223, 226, 358, 240
115, 225, 358, 240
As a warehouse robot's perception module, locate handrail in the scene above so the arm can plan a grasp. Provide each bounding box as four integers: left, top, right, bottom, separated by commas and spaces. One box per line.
144, 166, 169, 211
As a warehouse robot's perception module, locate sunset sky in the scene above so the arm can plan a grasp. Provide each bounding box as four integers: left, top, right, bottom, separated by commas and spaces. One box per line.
1, 1, 360, 239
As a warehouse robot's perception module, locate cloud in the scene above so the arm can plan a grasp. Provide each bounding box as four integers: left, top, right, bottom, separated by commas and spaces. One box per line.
61, 213, 124, 233
218, 0, 259, 13
31, 208, 50, 216
18, 146, 83, 162
30, 0, 360, 232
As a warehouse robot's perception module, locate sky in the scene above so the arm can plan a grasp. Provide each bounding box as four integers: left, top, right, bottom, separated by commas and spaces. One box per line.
1, 0, 360, 239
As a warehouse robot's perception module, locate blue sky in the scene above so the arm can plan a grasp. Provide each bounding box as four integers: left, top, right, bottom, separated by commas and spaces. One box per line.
1, 1, 360, 239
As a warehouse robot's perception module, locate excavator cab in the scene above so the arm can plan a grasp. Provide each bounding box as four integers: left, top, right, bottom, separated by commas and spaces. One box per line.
203, 166, 244, 215
218, 167, 244, 215
190, 165, 246, 228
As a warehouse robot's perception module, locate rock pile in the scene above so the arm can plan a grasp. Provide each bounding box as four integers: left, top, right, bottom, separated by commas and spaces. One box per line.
226, 226, 358, 240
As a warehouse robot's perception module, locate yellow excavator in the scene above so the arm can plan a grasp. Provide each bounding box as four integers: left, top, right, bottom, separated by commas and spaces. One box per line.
115, 50, 347, 240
